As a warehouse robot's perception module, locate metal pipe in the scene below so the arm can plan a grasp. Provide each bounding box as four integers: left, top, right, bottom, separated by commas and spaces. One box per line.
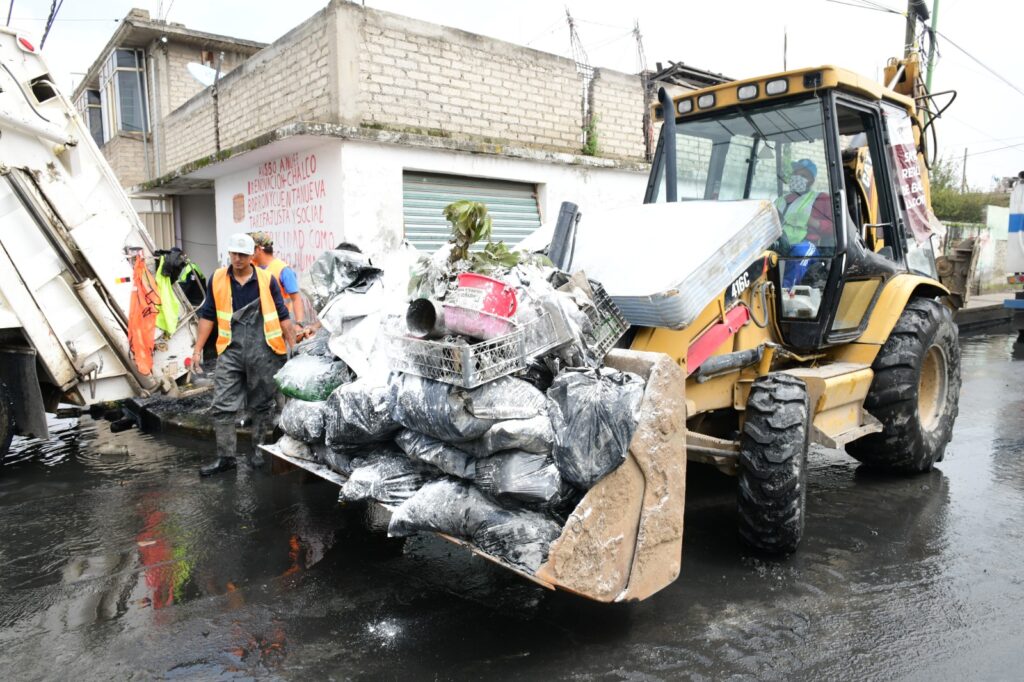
658, 86, 678, 202
136, 49, 151, 182
693, 346, 764, 383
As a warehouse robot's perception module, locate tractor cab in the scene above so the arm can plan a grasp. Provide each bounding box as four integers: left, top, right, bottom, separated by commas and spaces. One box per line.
647, 65, 942, 351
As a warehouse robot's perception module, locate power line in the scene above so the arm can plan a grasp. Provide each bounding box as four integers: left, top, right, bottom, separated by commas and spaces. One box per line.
523, 18, 563, 46
825, 0, 901, 15
965, 142, 1024, 159
39, 0, 63, 49
932, 27, 1024, 100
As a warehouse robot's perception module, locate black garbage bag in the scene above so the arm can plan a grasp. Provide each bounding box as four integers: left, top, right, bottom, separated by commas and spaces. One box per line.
275, 354, 354, 401
394, 429, 476, 479
546, 367, 645, 490
389, 374, 545, 443
295, 327, 332, 357
472, 507, 563, 574
275, 434, 314, 461
305, 249, 383, 312
460, 415, 554, 457
339, 452, 438, 507
474, 451, 567, 507
322, 449, 354, 476
324, 380, 401, 448
387, 478, 563, 573
279, 399, 326, 442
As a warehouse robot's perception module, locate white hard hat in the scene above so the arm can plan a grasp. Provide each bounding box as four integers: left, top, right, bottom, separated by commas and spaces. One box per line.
227, 232, 255, 255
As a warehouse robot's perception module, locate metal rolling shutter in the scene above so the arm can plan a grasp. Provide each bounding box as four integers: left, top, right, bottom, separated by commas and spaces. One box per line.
403, 172, 541, 252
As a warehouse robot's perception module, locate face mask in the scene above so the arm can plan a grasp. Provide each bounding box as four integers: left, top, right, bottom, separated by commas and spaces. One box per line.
789, 175, 810, 194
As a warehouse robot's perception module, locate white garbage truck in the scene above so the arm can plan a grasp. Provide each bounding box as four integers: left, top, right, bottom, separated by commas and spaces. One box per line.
0, 29, 197, 456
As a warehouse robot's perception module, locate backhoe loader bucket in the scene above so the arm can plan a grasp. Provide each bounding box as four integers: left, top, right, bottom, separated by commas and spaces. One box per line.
534, 349, 687, 602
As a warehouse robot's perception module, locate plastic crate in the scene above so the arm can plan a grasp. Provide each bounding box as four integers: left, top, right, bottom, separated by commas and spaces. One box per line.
583, 281, 629, 359
384, 310, 574, 388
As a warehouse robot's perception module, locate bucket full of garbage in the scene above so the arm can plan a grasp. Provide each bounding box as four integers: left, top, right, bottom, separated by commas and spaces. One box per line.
266, 201, 686, 603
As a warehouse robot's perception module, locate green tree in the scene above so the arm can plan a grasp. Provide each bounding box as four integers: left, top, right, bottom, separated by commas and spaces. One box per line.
928, 155, 1008, 223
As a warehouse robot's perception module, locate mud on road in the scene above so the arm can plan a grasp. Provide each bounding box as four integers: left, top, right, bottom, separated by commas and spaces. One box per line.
1, 334, 1022, 680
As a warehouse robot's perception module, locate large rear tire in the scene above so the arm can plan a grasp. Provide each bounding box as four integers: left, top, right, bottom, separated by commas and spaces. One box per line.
847, 298, 961, 473
738, 373, 810, 554
0, 380, 14, 459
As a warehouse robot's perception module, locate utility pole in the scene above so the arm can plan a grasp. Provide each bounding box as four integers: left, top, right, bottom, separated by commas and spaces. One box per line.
925, 0, 940, 92
961, 147, 968, 192
904, 0, 930, 57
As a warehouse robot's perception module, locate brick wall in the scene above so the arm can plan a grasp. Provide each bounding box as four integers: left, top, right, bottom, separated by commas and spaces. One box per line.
355, 7, 584, 153
159, 7, 333, 167
590, 68, 645, 160
216, 13, 333, 151
157, 2, 649, 174
162, 99, 217, 170
102, 133, 154, 188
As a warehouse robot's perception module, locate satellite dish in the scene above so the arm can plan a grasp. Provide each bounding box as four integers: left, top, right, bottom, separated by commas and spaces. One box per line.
186, 62, 217, 87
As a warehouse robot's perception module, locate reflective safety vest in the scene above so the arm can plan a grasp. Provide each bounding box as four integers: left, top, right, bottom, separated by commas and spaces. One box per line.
264, 257, 295, 318
775, 192, 818, 245
211, 266, 287, 356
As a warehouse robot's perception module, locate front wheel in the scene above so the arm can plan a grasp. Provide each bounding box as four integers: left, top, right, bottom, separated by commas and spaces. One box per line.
737, 373, 810, 554
847, 297, 961, 473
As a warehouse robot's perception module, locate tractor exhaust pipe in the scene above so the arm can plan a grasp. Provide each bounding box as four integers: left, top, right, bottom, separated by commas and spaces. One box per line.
658, 87, 678, 203
549, 201, 580, 270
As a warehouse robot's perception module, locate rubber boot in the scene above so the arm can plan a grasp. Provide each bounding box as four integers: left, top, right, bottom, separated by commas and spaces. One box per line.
248, 413, 270, 469
200, 420, 238, 477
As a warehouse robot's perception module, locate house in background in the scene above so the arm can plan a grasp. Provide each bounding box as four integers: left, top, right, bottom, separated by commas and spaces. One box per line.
70, 1, 718, 276
71, 9, 264, 270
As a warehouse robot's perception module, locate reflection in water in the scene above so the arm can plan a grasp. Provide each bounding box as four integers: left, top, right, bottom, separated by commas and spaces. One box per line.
0, 417, 344, 677
1, 332, 1022, 679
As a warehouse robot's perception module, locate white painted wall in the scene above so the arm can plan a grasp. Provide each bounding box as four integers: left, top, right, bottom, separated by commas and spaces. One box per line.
337, 140, 649, 260
212, 136, 648, 270
214, 140, 344, 271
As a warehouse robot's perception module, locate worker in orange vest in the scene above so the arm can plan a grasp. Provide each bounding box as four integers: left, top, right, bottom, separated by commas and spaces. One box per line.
248, 231, 311, 341
191, 233, 296, 476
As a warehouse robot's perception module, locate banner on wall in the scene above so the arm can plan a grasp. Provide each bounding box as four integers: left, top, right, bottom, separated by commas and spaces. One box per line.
229, 152, 336, 272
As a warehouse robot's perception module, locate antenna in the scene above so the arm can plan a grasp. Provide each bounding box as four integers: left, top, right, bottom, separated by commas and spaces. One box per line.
186, 62, 217, 87
566, 9, 594, 149
634, 19, 654, 161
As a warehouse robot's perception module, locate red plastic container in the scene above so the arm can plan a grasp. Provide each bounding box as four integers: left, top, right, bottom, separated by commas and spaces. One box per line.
454, 273, 518, 317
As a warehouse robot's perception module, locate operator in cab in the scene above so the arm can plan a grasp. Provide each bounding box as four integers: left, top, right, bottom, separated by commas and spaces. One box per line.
191, 233, 295, 476
774, 158, 834, 256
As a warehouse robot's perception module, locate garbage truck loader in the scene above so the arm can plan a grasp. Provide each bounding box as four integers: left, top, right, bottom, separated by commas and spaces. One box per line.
268, 54, 961, 602
0, 29, 197, 456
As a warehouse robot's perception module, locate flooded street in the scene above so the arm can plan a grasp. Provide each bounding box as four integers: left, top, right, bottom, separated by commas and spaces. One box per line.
1, 333, 1022, 680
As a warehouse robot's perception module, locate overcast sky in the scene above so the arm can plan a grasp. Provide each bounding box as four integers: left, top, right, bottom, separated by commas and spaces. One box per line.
11, 0, 1023, 189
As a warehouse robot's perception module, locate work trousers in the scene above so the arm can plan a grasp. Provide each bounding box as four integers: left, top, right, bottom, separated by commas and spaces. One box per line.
211, 300, 286, 457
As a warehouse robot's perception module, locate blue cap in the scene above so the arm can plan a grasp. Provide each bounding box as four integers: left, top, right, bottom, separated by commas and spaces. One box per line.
792, 158, 817, 178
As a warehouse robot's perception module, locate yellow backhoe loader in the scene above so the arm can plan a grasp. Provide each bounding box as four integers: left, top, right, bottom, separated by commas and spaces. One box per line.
528, 54, 961, 601
269, 55, 962, 604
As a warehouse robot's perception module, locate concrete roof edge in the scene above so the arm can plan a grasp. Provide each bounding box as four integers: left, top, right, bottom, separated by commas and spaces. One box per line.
138, 121, 649, 192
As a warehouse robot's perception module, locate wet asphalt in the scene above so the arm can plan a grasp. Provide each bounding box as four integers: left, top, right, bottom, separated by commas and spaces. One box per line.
1, 332, 1022, 681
